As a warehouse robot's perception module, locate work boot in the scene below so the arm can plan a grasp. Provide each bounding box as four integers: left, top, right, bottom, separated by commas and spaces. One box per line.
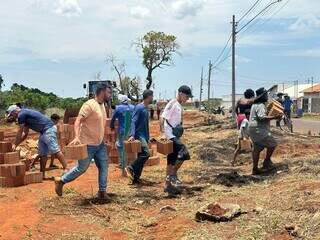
168, 175, 182, 186
97, 191, 112, 202
54, 177, 64, 197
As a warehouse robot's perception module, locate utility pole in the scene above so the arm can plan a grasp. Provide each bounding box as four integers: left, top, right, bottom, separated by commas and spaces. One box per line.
207, 61, 212, 100
200, 67, 203, 107
231, 15, 237, 118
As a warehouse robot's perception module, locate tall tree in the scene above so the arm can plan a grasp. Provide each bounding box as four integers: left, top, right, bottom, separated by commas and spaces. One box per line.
134, 31, 179, 89
106, 55, 142, 102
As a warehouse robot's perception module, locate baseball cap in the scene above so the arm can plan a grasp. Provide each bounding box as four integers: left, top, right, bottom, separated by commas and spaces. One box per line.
178, 85, 193, 98
6, 105, 20, 116
119, 94, 129, 104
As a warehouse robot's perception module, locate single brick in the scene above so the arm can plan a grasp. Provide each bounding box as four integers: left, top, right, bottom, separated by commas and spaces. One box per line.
156, 140, 173, 155
0, 142, 12, 153
0, 131, 5, 141
124, 140, 142, 153
3, 151, 20, 164
64, 144, 88, 160
24, 172, 43, 185
0, 175, 24, 187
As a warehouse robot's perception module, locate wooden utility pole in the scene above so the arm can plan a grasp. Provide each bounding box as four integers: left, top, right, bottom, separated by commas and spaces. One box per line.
207, 61, 212, 100
231, 15, 236, 118
200, 67, 203, 106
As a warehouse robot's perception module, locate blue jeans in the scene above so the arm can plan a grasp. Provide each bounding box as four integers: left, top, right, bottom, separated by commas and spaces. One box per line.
38, 126, 60, 156
128, 138, 150, 180
61, 142, 108, 191
116, 133, 125, 168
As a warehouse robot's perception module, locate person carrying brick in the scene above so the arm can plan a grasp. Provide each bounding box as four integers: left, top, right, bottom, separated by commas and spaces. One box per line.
125, 90, 154, 185
6, 105, 68, 178
248, 87, 282, 175
160, 86, 192, 195
110, 95, 134, 169
54, 83, 112, 200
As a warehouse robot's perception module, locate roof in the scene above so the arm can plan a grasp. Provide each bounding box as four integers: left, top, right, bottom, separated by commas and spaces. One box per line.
302, 84, 320, 93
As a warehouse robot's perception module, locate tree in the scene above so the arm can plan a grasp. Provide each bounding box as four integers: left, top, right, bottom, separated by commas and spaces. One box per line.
0, 74, 4, 91
106, 55, 142, 102
134, 31, 179, 89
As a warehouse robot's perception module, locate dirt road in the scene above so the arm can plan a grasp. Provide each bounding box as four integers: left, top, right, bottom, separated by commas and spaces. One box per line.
292, 118, 320, 135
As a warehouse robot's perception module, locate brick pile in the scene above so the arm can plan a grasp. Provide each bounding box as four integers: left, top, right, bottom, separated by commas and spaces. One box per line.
0, 132, 43, 188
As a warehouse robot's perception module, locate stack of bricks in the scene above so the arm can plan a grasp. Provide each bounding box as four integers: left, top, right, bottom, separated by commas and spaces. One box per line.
0, 134, 43, 187
57, 122, 75, 150
105, 118, 120, 164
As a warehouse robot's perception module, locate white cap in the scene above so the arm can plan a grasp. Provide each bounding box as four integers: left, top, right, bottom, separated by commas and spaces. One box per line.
119, 94, 129, 104
7, 105, 20, 116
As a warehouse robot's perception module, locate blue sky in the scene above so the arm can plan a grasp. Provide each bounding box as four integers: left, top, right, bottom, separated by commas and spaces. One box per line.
1, 0, 319, 99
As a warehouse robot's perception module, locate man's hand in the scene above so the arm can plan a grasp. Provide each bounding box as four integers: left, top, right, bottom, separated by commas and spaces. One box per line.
69, 137, 81, 145
128, 136, 135, 142
12, 144, 17, 151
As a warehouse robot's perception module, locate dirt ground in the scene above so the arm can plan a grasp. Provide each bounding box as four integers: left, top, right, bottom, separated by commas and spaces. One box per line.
1, 114, 320, 240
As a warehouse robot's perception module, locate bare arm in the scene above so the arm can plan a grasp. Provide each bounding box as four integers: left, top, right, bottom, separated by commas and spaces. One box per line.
13, 125, 29, 149
69, 115, 85, 145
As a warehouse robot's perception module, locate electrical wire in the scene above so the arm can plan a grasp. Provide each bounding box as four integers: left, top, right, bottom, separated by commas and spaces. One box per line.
237, 0, 282, 34
238, 0, 263, 23
212, 34, 232, 66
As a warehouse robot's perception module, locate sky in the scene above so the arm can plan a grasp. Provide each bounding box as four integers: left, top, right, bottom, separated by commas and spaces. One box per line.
0, 0, 320, 99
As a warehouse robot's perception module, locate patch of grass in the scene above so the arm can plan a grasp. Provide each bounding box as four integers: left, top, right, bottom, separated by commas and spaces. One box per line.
64, 187, 77, 195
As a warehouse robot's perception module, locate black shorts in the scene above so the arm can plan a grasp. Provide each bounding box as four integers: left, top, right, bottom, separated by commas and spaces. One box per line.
167, 138, 190, 165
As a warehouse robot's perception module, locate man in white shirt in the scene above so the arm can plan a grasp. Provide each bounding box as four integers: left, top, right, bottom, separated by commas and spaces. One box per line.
160, 86, 192, 195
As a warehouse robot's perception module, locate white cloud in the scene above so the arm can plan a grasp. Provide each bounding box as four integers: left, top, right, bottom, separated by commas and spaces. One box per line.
54, 0, 82, 18
289, 14, 320, 32
130, 6, 151, 19
171, 0, 205, 19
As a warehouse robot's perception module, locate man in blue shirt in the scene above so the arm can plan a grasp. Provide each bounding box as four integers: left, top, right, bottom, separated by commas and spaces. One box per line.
110, 95, 135, 169
7, 105, 67, 178
283, 95, 293, 119
125, 90, 154, 184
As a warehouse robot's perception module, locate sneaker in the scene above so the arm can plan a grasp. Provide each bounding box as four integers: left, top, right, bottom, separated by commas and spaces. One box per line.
164, 184, 182, 195
173, 176, 183, 186
125, 167, 135, 181
54, 177, 64, 197
167, 175, 182, 186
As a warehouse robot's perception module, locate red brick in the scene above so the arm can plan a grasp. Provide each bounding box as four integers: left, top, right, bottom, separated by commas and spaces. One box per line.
64, 144, 88, 160
124, 140, 141, 153
24, 172, 43, 185
0, 163, 26, 177
156, 140, 173, 155
109, 157, 119, 164
3, 151, 20, 164
0, 142, 12, 153
0, 175, 24, 187
0, 131, 4, 141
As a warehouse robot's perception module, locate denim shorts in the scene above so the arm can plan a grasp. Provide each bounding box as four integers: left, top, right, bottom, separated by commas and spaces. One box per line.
38, 126, 60, 156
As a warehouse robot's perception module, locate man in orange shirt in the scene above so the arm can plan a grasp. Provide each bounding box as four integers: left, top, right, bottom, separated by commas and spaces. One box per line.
54, 83, 112, 200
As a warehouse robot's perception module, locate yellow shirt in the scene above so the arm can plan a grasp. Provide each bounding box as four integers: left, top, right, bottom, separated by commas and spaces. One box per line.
79, 99, 107, 146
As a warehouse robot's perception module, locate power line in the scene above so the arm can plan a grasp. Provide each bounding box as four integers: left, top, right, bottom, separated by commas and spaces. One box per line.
238, 0, 290, 41
238, 0, 263, 23
237, 0, 282, 34
212, 34, 232, 66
